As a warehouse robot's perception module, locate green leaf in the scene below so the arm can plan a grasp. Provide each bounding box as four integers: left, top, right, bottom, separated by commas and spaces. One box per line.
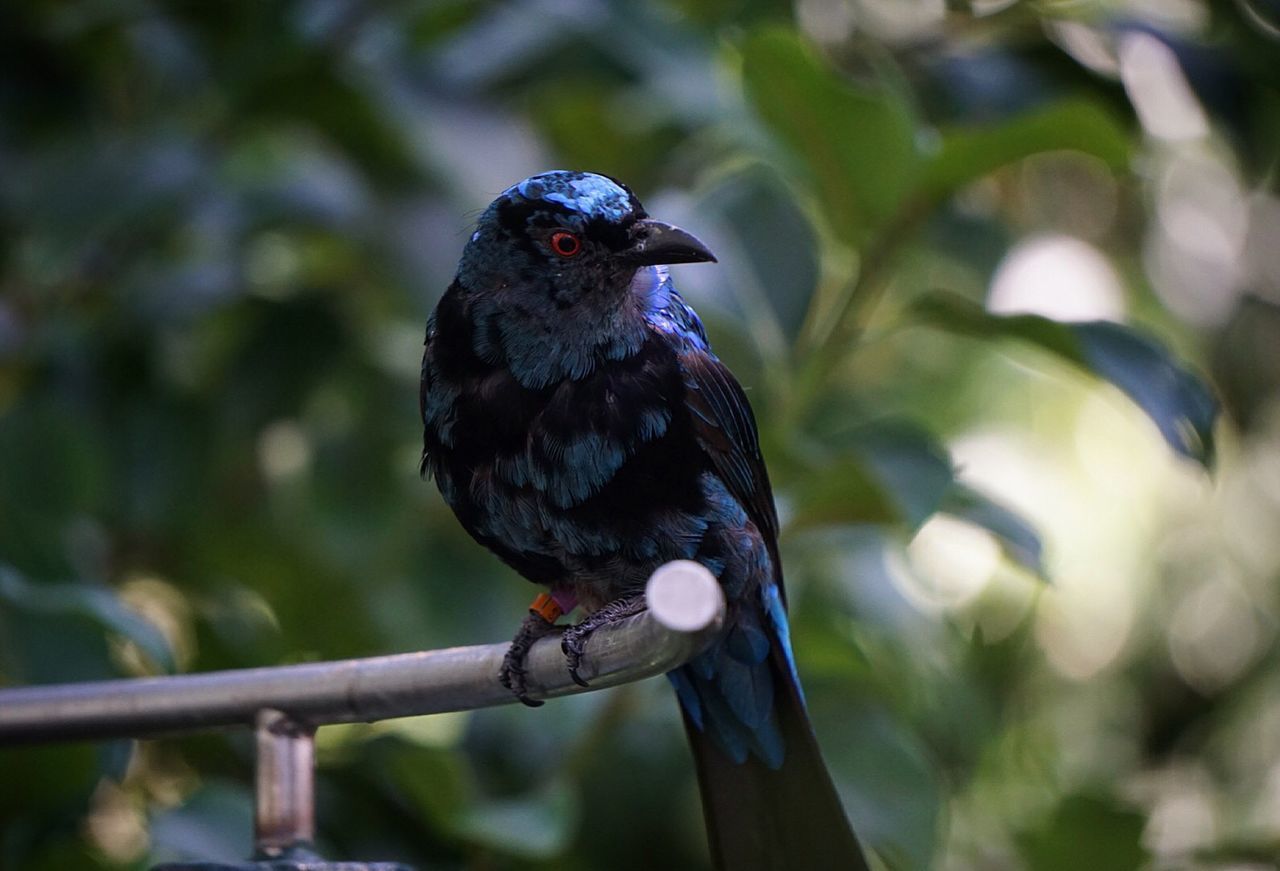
0, 566, 176, 674
529, 80, 682, 192
741, 28, 919, 245
0, 743, 101, 818
1072, 321, 1217, 465
812, 699, 941, 871
941, 484, 1046, 579
148, 781, 254, 866
383, 742, 473, 832
790, 421, 955, 531
789, 457, 903, 528
453, 778, 580, 860
922, 99, 1133, 198
1017, 793, 1148, 871
911, 292, 1218, 466
849, 421, 956, 529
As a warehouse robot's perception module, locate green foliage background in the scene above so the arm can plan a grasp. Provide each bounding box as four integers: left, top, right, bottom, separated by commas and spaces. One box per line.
2, 1, 1278, 869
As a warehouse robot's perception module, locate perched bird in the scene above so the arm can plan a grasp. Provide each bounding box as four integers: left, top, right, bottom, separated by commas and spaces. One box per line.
420, 171, 869, 871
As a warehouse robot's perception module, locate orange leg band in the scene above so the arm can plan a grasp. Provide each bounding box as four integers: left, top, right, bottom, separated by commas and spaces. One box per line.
528, 592, 563, 624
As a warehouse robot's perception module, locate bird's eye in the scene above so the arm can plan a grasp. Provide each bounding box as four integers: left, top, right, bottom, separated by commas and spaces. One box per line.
549, 231, 582, 258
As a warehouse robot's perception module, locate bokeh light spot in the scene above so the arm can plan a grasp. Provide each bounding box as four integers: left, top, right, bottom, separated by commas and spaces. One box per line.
1118, 32, 1209, 142
903, 515, 1002, 610
988, 234, 1126, 323
258, 421, 312, 481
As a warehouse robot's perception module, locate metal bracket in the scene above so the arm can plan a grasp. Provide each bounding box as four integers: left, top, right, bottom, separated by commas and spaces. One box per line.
254, 709, 315, 857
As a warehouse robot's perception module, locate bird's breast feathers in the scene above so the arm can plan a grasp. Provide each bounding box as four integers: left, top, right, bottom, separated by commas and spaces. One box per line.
421, 298, 718, 586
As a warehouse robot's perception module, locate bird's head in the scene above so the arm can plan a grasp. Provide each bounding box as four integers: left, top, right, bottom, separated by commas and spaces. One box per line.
456, 170, 715, 310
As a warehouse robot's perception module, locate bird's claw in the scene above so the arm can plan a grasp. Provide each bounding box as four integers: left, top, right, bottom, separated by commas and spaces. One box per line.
499, 651, 544, 707
561, 629, 591, 688
559, 593, 647, 689
500, 611, 559, 706
502, 593, 647, 702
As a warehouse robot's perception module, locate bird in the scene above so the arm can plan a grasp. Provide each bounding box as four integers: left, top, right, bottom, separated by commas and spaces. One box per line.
420, 170, 870, 871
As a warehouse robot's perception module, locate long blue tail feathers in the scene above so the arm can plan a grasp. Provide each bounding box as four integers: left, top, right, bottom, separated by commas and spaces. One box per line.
670, 581, 872, 871
667, 580, 799, 768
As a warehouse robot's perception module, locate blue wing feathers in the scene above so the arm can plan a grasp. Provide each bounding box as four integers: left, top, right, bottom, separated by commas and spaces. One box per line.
667, 668, 704, 730
647, 297, 800, 771
726, 617, 771, 664
763, 581, 803, 696
718, 655, 774, 729
673, 602, 796, 770
702, 690, 753, 765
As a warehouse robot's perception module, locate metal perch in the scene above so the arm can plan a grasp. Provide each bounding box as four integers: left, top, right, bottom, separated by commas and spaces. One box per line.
0, 561, 725, 869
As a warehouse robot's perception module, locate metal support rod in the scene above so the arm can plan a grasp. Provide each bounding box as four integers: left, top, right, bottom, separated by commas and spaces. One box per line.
254, 710, 315, 857
0, 561, 724, 744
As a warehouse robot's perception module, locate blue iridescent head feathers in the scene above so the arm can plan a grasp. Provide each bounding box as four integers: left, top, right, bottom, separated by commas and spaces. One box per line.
509, 171, 640, 223
459, 171, 644, 283
450, 170, 715, 388
458, 170, 713, 291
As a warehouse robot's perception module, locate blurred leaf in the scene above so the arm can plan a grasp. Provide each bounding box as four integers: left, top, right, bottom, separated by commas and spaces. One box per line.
0, 566, 175, 675
849, 420, 955, 529
790, 421, 954, 532
530, 80, 682, 191
0, 400, 109, 576
1073, 321, 1218, 466
97, 738, 136, 784
406, 0, 482, 48
921, 100, 1132, 198
741, 28, 919, 245
0, 743, 100, 818
0, 607, 116, 685
911, 292, 1218, 466
940, 484, 1046, 579
382, 741, 473, 833
709, 166, 822, 343
453, 778, 580, 860
789, 457, 901, 528
148, 781, 253, 866
239, 56, 423, 190
1017, 793, 1148, 871
812, 698, 941, 871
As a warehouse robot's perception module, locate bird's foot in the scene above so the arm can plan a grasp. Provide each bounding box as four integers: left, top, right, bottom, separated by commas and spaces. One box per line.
561, 593, 647, 687
500, 608, 561, 707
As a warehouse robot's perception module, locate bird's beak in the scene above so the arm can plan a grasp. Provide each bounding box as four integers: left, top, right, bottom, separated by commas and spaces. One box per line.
620, 219, 717, 266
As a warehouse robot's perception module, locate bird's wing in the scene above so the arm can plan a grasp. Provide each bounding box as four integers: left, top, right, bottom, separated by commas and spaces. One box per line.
677, 349, 782, 572
676, 350, 871, 869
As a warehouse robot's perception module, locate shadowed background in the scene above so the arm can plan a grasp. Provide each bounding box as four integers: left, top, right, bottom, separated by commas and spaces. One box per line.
2, 1, 1278, 869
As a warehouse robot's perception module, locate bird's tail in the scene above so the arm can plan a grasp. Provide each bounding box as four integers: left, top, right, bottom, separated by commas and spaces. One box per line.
679, 644, 871, 871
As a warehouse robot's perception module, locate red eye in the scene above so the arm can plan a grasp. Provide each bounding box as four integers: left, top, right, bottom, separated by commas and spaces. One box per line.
550, 231, 582, 258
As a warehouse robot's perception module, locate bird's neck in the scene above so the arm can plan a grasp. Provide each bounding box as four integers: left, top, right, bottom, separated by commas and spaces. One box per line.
458, 273, 657, 389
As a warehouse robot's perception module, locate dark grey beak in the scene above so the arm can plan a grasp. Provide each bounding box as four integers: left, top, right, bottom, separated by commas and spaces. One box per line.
620, 219, 717, 266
